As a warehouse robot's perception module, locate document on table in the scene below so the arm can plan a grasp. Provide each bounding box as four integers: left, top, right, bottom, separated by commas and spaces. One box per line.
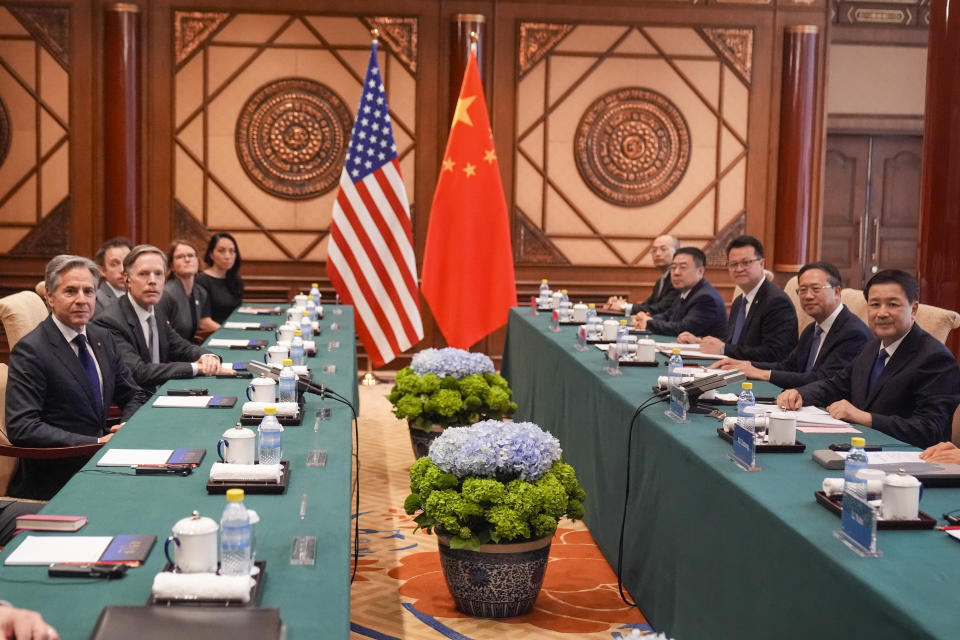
152, 396, 212, 408
223, 321, 263, 330
656, 348, 725, 360
656, 342, 699, 350
4, 536, 112, 565
753, 404, 861, 433
208, 338, 254, 348
835, 451, 923, 464
97, 449, 174, 467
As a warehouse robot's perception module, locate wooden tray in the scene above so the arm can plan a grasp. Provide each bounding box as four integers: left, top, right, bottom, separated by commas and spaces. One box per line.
814, 491, 937, 529
717, 428, 806, 453
206, 461, 290, 495
148, 560, 266, 607
240, 399, 306, 426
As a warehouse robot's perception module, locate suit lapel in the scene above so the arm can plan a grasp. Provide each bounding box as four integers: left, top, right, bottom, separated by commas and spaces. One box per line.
863, 326, 919, 407
814, 308, 848, 365
42, 318, 101, 412
156, 308, 170, 361
740, 280, 766, 337
120, 297, 151, 360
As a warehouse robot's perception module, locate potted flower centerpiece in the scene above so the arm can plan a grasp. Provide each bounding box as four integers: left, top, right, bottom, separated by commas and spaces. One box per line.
404, 420, 586, 618
388, 348, 518, 458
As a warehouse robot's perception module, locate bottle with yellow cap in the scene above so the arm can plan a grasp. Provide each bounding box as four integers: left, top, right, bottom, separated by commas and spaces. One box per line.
668, 348, 684, 387
309, 282, 321, 306
290, 329, 305, 366
736, 381, 756, 428
220, 488, 251, 575
258, 406, 284, 465
844, 436, 869, 490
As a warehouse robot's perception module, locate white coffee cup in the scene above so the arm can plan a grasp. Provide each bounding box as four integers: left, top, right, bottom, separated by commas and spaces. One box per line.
636, 338, 656, 363
572, 303, 588, 323
277, 323, 296, 342
767, 411, 797, 445
164, 511, 218, 573
285, 308, 301, 323
601, 319, 620, 341
265, 344, 288, 365
881, 472, 921, 520
293, 294, 308, 308
246, 375, 276, 403
217, 425, 256, 464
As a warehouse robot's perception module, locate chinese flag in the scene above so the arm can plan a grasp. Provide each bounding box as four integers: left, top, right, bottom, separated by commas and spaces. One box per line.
421, 52, 517, 349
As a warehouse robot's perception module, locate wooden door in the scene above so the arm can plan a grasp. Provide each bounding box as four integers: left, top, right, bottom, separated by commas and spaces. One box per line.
821, 134, 921, 289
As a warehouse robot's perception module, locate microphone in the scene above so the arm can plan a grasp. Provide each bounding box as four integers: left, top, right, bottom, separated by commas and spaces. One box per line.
655, 369, 746, 398
246, 360, 327, 398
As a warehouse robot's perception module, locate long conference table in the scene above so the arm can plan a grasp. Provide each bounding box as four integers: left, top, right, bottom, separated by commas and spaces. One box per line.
502, 308, 960, 640
0, 304, 357, 639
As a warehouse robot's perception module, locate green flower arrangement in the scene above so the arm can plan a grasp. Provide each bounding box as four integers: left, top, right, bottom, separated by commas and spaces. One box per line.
404, 420, 586, 550
388, 348, 518, 431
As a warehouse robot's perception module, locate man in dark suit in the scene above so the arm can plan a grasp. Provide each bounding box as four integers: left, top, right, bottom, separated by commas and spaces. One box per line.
711, 261, 871, 388
605, 234, 680, 317
94, 245, 221, 394
93, 237, 132, 316
631, 247, 727, 338
6, 255, 148, 499
777, 269, 960, 449
678, 235, 797, 361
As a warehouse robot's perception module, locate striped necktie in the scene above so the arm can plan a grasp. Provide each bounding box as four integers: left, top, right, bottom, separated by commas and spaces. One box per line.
73, 334, 102, 410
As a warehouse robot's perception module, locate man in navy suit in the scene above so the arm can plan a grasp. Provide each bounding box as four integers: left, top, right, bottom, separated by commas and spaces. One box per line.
631, 247, 727, 338
679, 235, 797, 361
711, 261, 871, 388
93, 237, 131, 316
93, 245, 221, 394
605, 234, 680, 317
6, 255, 148, 499
777, 269, 960, 449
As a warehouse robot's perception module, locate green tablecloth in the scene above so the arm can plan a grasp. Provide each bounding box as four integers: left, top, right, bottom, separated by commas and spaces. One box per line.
0, 305, 358, 639
502, 308, 960, 639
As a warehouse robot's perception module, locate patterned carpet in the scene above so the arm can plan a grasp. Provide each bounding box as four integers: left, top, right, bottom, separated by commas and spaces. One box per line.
350, 384, 651, 640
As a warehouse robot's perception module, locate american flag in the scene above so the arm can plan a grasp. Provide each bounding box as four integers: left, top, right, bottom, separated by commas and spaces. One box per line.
327, 42, 423, 367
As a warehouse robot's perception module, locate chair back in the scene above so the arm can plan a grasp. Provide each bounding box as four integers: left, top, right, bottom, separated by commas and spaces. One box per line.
0, 363, 18, 496
783, 275, 814, 336
0, 290, 49, 349
34, 280, 50, 311
952, 404, 960, 448
915, 303, 960, 344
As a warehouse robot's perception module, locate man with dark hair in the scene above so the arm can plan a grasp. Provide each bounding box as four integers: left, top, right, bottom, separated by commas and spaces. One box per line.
93, 245, 221, 394
93, 237, 132, 316
679, 235, 797, 361
605, 234, 681, 316
711, 261, 871, 387
777, 269, 960, 449
631, 247, 727, 338
6, 255, 148, 499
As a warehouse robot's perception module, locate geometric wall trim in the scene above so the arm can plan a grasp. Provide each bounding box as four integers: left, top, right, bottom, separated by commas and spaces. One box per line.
8, 5, 70, 69
703, 210, 746, 267
174, 11, 230, 68
515, 207, 570, 264
360, 16, 418, 74
518, 22, 574, 77
698, 27, 754, 86
9, 196, 70, 256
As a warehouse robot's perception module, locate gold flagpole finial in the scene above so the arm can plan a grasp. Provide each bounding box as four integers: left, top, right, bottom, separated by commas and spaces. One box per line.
469, 31, 478, 43
371, 27, 379, 42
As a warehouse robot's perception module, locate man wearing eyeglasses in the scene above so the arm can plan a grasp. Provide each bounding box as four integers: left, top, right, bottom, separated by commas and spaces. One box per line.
632, 247, 727, 338
678, 235, 797, 362
604, 234, 680, 316
709, 261, 871, 387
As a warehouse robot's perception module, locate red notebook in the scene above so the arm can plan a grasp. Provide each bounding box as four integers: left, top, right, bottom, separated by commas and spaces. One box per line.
14, 514, 87, 532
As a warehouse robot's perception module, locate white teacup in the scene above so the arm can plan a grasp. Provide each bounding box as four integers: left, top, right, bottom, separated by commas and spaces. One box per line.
767, 411, 797, 445
293, 294, 309, 308
246, 375, 276, 403
217, 425, 256, 464
164, 511, 218, 573
601, 319, 620, 341
881, 472, 921, 520
635, 338, 656, 363
265, 345, 288, 365
277, 323, 297, 342
572, 303, 588, 323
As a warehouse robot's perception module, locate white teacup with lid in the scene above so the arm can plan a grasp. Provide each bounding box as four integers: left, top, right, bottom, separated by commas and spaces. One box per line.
882, 470, 921, 520
293, 293, 309, 308
245, 374, 276, 403
601, 318, 620, 341
164, 510, 218, 573
217, 423, 256, 465
572, 302, 588, 323
635, 338, 656, 363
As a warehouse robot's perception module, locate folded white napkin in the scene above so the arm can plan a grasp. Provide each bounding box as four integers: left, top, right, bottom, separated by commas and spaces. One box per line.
266, 363, 310, 376
656, 376, 696, 388
241, 401, 299, 417
209, 463, 282, 483
277, 339, 316, 351
152, 572, 255, 603
822, 478, 845, 497
722, 416, 768, 432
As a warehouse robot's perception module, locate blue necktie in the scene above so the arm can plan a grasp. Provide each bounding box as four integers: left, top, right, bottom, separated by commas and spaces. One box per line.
730, 299, 746, 344
867, 349, 889, 393
804, 325, 823, 372
73, 334, 102, 410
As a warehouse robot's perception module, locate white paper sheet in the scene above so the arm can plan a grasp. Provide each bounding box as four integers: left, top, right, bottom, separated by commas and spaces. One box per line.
4, 536, 113, 565
152, 396, 212, 408
208, 338, 252, 347
223, 322, 261, 330
796, 425, 862, 434
97, 449, 173, 467
656, 348, 725, 360
834, 451, 923, 464
656, 342, 700, 350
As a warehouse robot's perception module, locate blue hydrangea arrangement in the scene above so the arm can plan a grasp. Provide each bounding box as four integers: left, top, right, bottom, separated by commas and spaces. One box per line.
404, 420, 586, 550
388, 349, 517, 431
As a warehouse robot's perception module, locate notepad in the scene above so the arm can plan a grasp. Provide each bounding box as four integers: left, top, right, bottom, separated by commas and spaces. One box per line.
152, 395, 211, 408
208, 338, 255, 348
4, 536, 113, 565
98, 449, 173, 466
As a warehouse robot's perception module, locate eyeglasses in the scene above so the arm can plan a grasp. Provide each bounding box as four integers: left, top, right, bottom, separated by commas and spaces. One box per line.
796, 285, 833, 296
726, 257, 762, 270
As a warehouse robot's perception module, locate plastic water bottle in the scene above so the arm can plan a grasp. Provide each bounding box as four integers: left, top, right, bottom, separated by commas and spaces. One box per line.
558, 297, 571, 322
585, 303, 597, 321
278, 358, 297, 403
258, 406, 284, 465
560, 289, 570, 304
617, 318, 629, 338
300, 310, 313, 338
737, 382, 756, 428
538, 279, 550, 304
290, 330, 305, 366
844, 437, 869, 493
309, 282, 321, 307
220, 488, 252, 576
306, 300, 318, 322
668, 348, 683, 388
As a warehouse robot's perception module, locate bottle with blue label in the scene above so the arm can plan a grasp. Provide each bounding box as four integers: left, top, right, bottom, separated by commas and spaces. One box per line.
737, 382, 756, 428
300, 310, 313, 336
306, 300, 318, 322
668, 348, 683, 388
290, 330, 305, 366
309, 282, 321, 307
538, 279, 550, 305
258, 406, 284, 465
585, 303, 597, 321
278, 358, 297, 403
844, 436, 869, 494
220, 488, 252, 576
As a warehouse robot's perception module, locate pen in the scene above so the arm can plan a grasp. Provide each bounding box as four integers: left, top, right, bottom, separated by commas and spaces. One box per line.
134, 465, 193, 476
935, 526, 960, 530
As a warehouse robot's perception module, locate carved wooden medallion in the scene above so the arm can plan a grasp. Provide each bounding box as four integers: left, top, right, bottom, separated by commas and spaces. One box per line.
574, 87, 691, 207
236, 78, 352, 200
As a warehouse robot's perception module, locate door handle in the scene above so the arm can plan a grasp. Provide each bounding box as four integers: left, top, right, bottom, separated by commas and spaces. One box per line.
871, 218, 880, 263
